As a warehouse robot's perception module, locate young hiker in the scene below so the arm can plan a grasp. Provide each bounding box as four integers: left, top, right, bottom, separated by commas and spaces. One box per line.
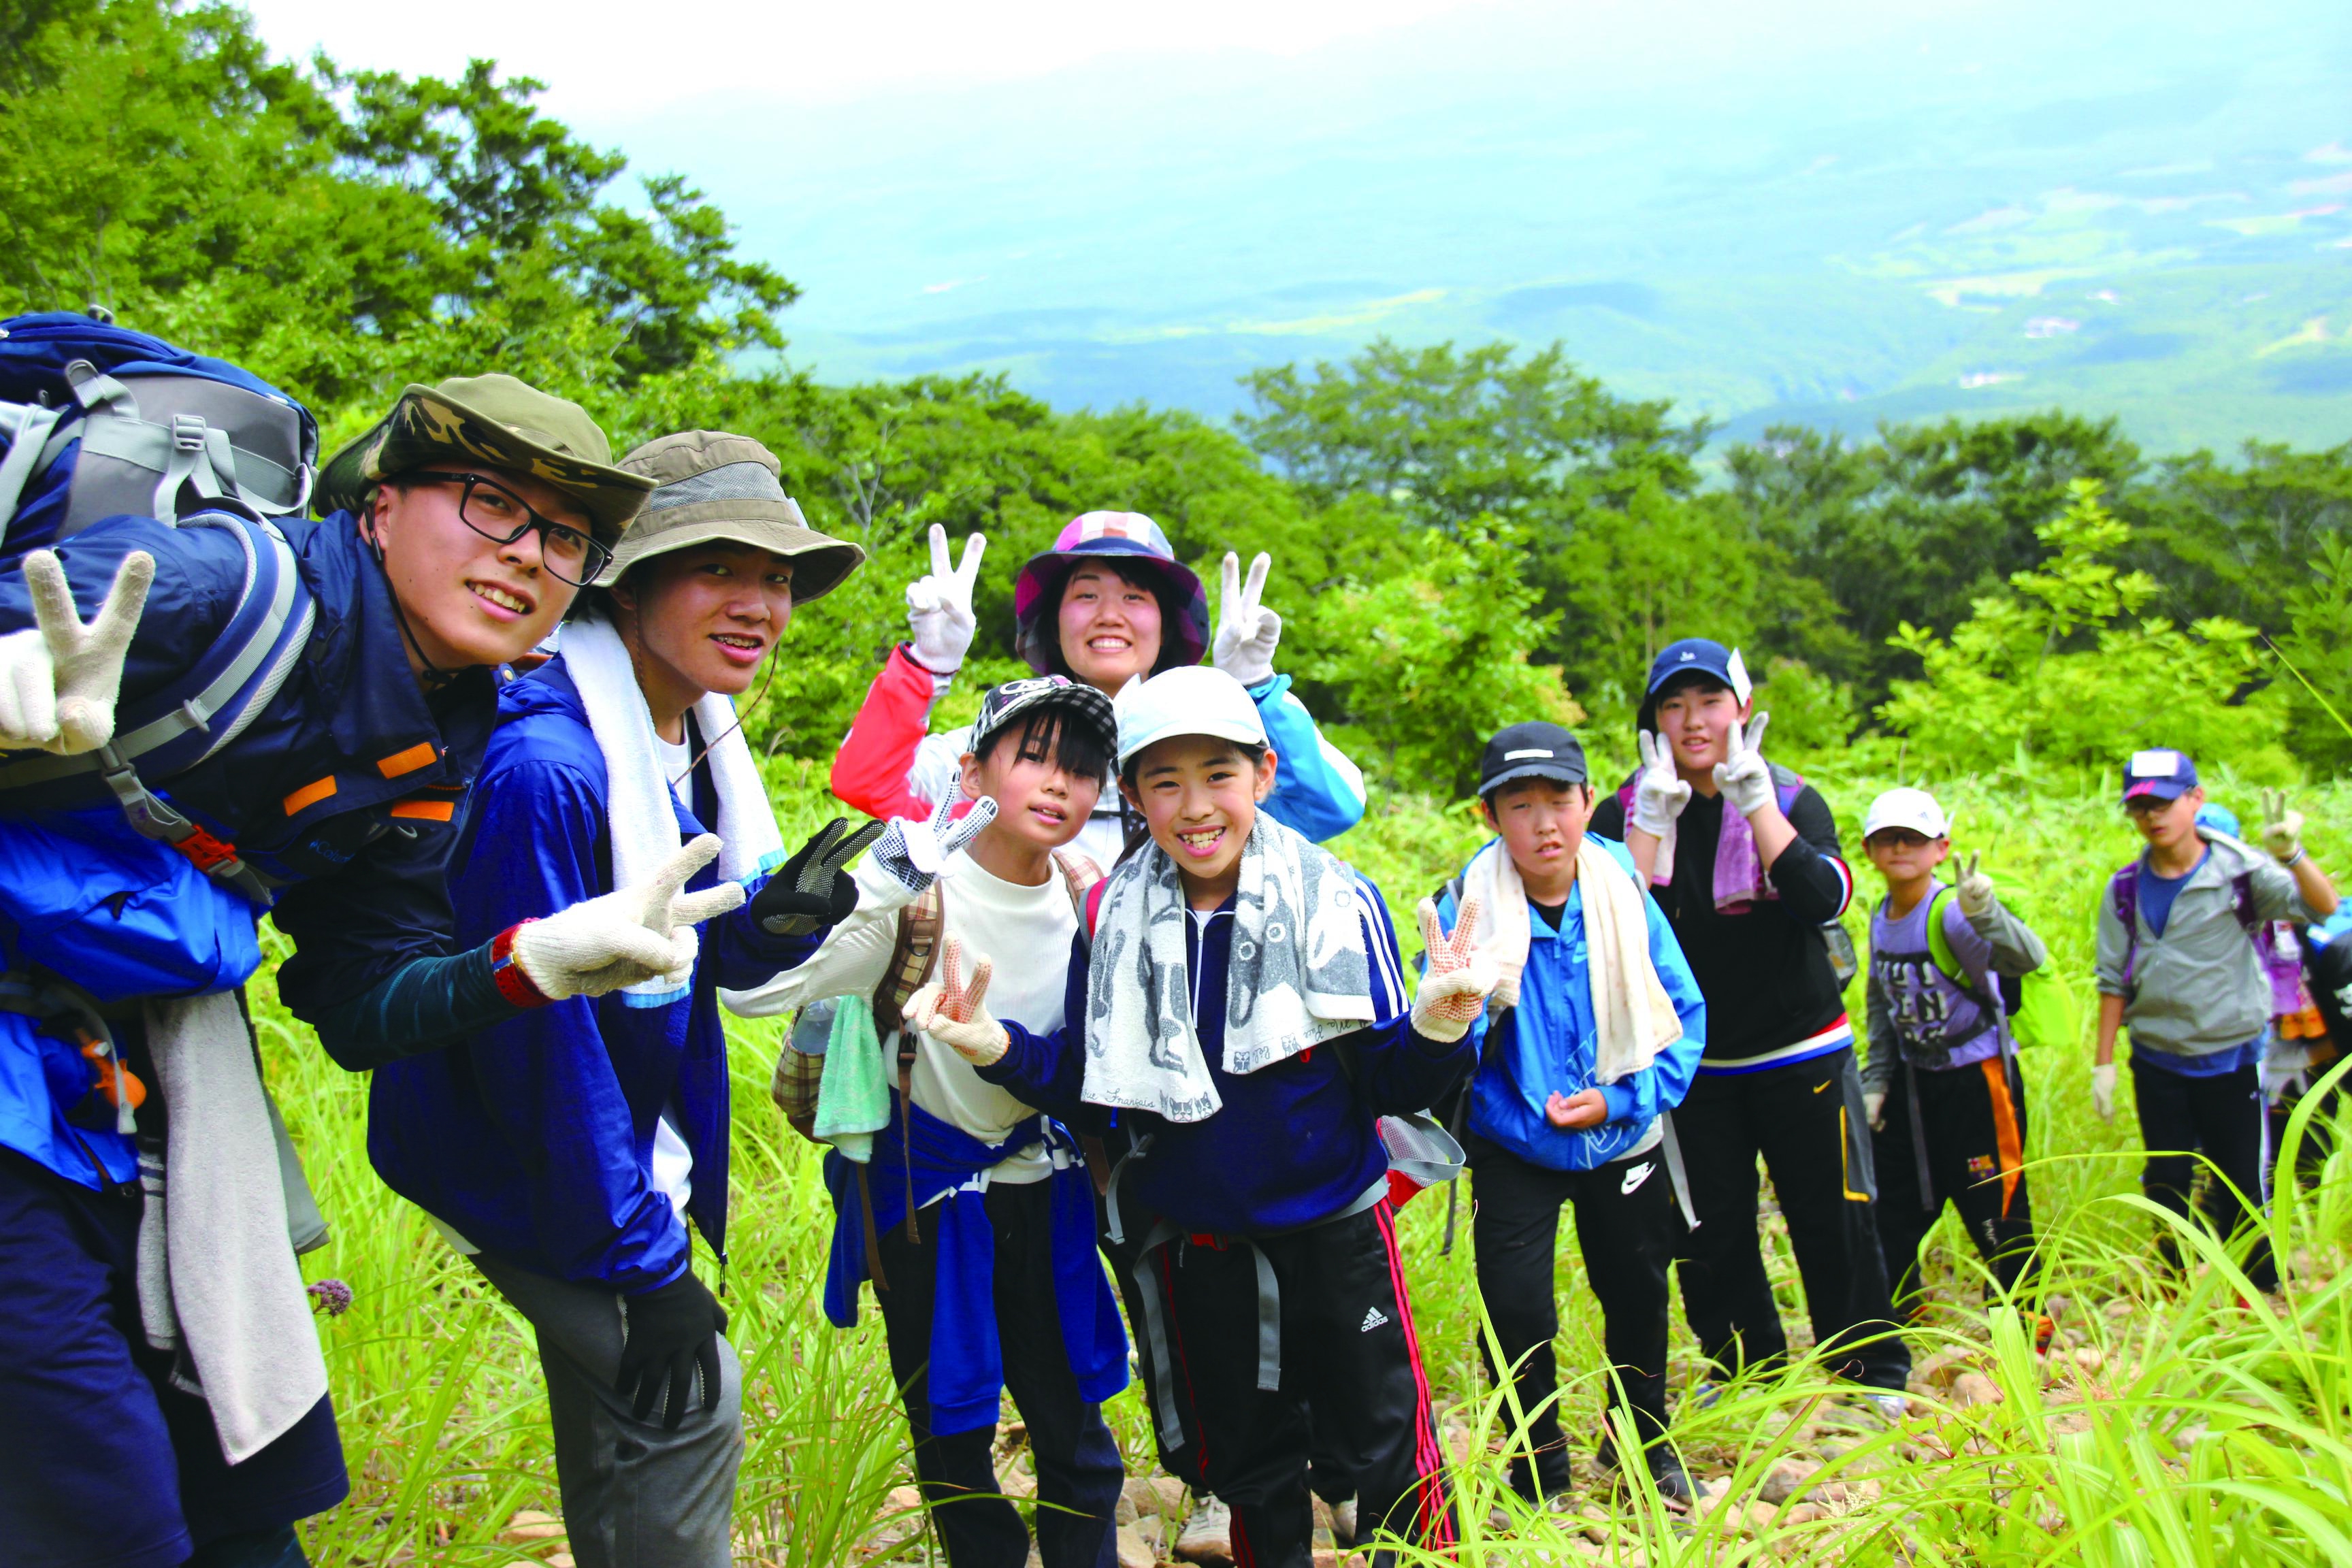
362, 431, 888, 1568
2200, 802, 2348, 1190
1857, 788, 2049, 1325
913, 665, 1486, 1568
1586, 638, 1911, 1416
2092, 753, 2338, 1294
830, 514, 1367, 864
1432, 722, 1705, 1508
0, 361, 715, 1568
734, 677, 1130, 1568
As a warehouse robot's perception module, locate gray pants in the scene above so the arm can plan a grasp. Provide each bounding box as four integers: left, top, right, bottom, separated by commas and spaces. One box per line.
474, 1255, 742, 1568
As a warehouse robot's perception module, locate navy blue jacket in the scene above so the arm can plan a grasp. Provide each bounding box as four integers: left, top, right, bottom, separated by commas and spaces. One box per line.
0, 510, 500, 1186
982, 871, 1471, 1237
366, 661, 820, 1292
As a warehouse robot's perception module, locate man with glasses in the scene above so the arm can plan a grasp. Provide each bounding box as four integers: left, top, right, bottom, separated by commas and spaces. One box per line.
0, 375, 790, 1568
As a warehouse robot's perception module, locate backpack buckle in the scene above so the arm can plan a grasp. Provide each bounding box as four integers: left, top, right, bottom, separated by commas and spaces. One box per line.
171, 412, 208, 451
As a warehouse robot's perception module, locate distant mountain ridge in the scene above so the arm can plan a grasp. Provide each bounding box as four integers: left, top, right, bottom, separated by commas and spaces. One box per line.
594, 1, 2352, 455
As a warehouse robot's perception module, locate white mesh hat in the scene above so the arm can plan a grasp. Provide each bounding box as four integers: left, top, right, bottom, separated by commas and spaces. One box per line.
1115, 666, 1268, 768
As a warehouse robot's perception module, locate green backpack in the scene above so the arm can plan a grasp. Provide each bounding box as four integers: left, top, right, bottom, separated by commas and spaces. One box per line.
1922, 886, 2081, 1053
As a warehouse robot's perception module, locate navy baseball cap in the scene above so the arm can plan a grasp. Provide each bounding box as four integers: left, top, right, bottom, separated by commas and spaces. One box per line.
1478, 721, 1589, 796
1639, 638, 1752, 729
2122, 748, 2199, 804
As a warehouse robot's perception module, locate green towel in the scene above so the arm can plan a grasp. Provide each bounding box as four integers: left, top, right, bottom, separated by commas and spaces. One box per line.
813, 994, 890, 1162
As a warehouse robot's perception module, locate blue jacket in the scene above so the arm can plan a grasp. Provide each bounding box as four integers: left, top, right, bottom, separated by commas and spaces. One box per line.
0, 510, 498, 1188
1440, 836, 1708, 1172
366, 659, 820, 1292
822, 1100, 1127, 1435
983, 870, 1473, 1237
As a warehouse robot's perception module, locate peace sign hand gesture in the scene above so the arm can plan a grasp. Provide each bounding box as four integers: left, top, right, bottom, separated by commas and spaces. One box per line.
1211, 551, 1282, 687
1411, 895, 1500, 1043
1712, 710, 1775, 819
511, 834, 749, 1000
753, 817, 889, 935
1954, 850, 1998, 917
908, 934, 1009, 1064
872, 793, 1000, 897
0, 548, 154, 754
1631, 730, 1692, 838
2259, 787, 2305, 865
905, 525, 986, 674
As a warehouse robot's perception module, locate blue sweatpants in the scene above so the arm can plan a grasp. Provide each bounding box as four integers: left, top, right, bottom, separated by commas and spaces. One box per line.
0, 1149, 348, 1568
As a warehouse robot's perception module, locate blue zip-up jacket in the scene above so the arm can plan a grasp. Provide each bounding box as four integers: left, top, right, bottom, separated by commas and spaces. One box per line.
365, 659, 821, 1292
981, 870, 1471, 1236
1437, 836, 1708, 1172
0, 510, 501, 1188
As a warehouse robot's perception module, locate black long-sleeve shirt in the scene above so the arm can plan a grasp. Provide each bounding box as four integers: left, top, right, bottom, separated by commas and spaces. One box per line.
1591, 780, 1854, 1068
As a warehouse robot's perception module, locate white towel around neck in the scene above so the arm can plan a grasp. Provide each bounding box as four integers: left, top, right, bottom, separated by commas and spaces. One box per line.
558, 615, 786, 1001
1460, 836, 1682, 1083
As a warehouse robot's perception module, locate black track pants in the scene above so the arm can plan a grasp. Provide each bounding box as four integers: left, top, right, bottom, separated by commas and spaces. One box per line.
1465, 1133, 1676, 1500
1872, 1056, 2040, 1310
1672, 1047, 1910, 1392
875, 1180, 1124, 1568
1138, 1203, 1452, 1568
2130, 1056, 2276, 1292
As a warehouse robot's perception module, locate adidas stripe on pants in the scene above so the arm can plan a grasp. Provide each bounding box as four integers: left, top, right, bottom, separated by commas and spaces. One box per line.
1142, 1202, 1452, 1568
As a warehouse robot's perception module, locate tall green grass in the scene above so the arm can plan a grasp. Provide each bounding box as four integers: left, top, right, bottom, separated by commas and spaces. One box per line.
257, 769, 2352, 1565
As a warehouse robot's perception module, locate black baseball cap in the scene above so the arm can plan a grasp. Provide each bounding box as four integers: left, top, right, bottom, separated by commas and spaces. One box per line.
1477, 721, 1589, 796
971, 675, 1117, 755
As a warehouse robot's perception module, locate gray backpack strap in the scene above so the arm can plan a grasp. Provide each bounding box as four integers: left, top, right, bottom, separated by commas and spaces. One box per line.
0, 402, 67, 543
1659, 1111, 1701, 1232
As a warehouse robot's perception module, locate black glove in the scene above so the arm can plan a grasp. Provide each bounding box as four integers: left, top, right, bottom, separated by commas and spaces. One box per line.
616, 1271, 728, 1429
751, 817, 885, 936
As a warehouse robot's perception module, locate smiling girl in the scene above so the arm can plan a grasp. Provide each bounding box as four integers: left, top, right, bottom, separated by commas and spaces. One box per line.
830, 512, 1367, 864
911, 666, 1492, 1568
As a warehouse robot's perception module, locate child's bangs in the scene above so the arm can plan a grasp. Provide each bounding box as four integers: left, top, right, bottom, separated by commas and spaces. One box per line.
990, 706, 1113, 781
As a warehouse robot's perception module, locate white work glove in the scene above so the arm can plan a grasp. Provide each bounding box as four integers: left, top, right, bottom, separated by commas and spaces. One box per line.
904, 525, 985, 674
1631, 730, 1691, 839
1955, 851, 1997, 919
2091, 1062, 2117, 1124
512, 834, 747, 1001
1712, 711, 1775, 819
1211, 551, 1281, 689
0, 549, 154, 754
870, 793, 1000, 897
908, 935, 1007, 1066
2260, 787, 2305, 864
1864, 1090, 1886, 1132
1411, 896, 1499, 1043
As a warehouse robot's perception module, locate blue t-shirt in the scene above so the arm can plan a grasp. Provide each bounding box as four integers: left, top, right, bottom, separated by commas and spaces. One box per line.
2137, 849, 2208, 938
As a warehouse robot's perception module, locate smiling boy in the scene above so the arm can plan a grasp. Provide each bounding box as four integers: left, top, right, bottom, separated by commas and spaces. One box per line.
1587, 638, 1910, 1414
2093, 750, 2338, 1294
1433, 723, 1705, 1507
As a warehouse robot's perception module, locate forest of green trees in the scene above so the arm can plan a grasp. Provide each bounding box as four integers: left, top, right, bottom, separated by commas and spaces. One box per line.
9, 0, 2351, 798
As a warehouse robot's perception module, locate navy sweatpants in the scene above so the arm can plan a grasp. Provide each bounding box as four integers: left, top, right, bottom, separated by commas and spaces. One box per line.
0, 1149, 348, 1568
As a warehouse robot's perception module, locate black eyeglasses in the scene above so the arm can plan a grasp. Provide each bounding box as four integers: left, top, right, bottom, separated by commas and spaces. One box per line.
394, 472, 611, 587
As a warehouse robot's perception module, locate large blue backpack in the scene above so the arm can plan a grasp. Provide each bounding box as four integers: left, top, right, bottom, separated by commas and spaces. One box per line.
0, 312, 321, 906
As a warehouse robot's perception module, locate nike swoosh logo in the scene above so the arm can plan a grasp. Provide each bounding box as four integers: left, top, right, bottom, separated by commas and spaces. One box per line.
1621, 1161, 1654, 1195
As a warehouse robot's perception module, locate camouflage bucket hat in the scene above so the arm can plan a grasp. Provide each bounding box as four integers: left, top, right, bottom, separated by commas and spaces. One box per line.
314, 374, 653, 542
600, 430, 866, 605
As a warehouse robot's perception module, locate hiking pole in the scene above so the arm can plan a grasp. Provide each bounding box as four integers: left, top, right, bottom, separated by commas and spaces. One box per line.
2261, 634, 2352, 742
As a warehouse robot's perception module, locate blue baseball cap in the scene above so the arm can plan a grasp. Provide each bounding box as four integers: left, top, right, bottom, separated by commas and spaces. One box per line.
2122, 748, 2199, 804
1639, 638, 1752, 730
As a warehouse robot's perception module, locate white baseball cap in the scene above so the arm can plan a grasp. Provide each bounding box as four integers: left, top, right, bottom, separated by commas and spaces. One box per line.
1863, 787, 1950, 840
1115, 665, 1268, 767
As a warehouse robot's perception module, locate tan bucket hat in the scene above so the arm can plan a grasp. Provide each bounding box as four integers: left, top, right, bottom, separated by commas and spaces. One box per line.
600, 430, 866, 604
315, 374, 654, 542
